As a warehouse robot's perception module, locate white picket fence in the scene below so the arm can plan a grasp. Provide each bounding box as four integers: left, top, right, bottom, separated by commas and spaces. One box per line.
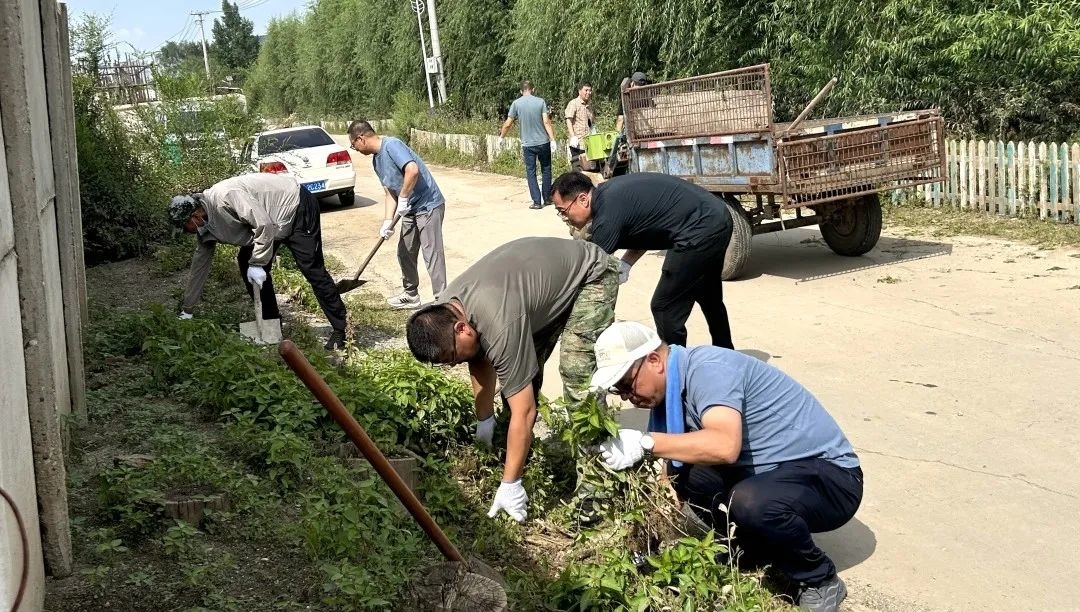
915, 139, 1080, 223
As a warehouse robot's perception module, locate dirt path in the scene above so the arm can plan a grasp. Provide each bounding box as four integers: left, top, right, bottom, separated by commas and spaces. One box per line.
321, 138, 1080, 611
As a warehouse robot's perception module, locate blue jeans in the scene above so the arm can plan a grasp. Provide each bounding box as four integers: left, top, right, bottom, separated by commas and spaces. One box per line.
522, 144, 552, 205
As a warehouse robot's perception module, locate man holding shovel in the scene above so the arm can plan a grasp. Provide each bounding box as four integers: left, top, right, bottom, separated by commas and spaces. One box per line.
347, 120, 447, 310
404, 237, 620, 522
169, 173, 349, 350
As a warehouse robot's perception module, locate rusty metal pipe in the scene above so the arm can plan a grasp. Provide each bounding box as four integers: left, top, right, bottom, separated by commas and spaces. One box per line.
785, 77, 838, 137
278, 340, 464, 563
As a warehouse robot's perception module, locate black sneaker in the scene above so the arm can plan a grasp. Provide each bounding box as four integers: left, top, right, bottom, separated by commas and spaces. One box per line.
798, 575, 846, 612
324, 329, 346, 350
529, 201, 543, 210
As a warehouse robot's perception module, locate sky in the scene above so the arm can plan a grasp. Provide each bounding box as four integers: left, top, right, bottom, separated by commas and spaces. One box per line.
66, 0, 306, 55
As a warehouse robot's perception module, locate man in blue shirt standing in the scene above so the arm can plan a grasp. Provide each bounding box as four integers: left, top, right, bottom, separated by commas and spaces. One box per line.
499, 80, 558, 209
348, 120, 447, 310
589, 321, 863, 612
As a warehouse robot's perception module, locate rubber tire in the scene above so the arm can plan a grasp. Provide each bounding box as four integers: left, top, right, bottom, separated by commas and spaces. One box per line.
722, 197, 753, 281
819, 194, 883, 256
338, 189, 355, 207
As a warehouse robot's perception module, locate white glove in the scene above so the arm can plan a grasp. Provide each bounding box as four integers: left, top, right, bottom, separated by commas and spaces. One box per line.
488, 479, 528, 522
599, 429, 646, 471
549, 141, 558, 155
379, 219, 395, 239
475, 415, 496, 448
568, 136, 580, 149
618, 259, 632, 284
396, 195, 411, 216
178, 311, 193, 321
246, 265, 267, 287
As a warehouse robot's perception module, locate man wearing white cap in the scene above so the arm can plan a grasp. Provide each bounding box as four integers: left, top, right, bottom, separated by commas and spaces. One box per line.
589, 321, 863, 612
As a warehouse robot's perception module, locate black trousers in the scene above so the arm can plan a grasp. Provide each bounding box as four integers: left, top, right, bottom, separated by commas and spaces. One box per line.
651, 227, 734, 349
237, 187, 348, 332
670, 458, 863, 585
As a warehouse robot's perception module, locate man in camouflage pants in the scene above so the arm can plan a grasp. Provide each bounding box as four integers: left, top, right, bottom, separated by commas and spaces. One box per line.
404, 237, 619, 523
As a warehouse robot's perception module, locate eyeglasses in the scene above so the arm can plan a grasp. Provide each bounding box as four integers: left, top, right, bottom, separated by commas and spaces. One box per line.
555, 195, 579, 220
608, 358, 643, 396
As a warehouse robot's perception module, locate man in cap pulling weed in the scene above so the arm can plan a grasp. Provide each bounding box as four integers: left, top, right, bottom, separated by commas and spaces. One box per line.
589, 320, 862, 612
169, 173, 349, 350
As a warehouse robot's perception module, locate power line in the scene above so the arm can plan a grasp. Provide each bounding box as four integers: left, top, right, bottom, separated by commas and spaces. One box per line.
150, 16, 195, 50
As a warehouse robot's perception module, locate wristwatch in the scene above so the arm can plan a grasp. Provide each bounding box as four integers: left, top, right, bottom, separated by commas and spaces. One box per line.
640, 434, 655, 454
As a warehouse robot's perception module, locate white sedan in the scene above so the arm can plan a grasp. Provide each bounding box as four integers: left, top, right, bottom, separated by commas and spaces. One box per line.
240, 125, 357, 206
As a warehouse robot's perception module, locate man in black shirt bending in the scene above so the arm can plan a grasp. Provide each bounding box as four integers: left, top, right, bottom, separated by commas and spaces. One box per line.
550, 171, 734, 349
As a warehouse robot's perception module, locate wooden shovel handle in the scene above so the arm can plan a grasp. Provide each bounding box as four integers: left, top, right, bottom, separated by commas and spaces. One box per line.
277, 340, 463, 562
349, 213, 402, 282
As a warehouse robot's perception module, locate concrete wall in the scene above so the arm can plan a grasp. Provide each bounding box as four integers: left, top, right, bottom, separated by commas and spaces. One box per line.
0, 93, 47, 612
0, 0, 82, 602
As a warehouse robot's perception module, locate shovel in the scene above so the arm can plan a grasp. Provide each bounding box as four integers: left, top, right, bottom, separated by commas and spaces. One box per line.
278, 340, 508, 611
334, 214, 401, 295
239, 286, 283, 345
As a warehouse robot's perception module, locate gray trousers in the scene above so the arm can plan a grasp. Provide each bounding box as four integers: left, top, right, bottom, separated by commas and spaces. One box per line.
397, 204, 447, 297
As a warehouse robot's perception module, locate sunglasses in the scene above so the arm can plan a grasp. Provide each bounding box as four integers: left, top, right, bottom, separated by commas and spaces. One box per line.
608, 358, 643, 396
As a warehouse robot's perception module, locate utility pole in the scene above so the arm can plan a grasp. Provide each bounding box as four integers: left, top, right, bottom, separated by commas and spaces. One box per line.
190, 10, 218, 80
410, 0, 435, 108
425, 0, 447, 104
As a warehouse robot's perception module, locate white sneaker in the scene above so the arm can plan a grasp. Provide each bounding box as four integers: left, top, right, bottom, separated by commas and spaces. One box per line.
386, 292, 421, 310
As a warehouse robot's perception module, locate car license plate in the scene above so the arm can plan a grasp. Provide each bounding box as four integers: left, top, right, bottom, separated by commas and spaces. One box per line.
302, 180, 327, 192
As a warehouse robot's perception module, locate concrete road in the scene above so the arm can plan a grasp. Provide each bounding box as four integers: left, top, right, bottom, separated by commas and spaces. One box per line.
319, 139, 1080, 611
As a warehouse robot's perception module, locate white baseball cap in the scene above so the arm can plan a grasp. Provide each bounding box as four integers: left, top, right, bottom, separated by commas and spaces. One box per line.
589, 321, 662, 390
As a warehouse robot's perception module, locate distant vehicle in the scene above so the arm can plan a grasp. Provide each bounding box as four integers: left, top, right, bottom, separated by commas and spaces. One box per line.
113, 93, 249, 163
239, 125, 357, 206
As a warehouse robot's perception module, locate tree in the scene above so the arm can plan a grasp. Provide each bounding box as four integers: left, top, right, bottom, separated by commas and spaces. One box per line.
157, 41, 205, 74
212, 0, 259, 75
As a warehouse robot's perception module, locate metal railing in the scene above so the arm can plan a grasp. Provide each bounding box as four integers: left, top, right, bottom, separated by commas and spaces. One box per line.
622, 64, 774, 143
778, 113, 946, 206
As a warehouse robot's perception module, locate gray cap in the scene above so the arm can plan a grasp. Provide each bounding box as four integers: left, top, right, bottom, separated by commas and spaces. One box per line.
631, 71, 649, 86
168, 194, 198, 228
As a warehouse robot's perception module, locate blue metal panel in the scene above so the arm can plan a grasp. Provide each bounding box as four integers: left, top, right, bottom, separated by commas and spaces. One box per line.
699, 144, 734, 176
735, 141, 775, 174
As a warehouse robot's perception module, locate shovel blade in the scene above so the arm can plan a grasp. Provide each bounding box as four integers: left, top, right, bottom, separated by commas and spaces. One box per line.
239, 318, 283, 345
334, 278, 368, 294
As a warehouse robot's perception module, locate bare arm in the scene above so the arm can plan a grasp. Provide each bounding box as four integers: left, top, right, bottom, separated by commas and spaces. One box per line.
382, 187, 396, 221
621, 249, 648, 266
468, 358, 498, 421
400, 162, 419, 198
543, 113, 555, 142
499, 116, 514, 138
501, 384, 538, 482
651, 406, 743, 465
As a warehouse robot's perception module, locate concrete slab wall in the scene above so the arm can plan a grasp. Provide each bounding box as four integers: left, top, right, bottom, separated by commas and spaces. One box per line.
0, 83, 47, 612
43, 0, 87, 422
0, 0, 73, 578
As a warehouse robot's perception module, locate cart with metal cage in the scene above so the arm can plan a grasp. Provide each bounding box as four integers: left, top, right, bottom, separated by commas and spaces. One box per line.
621, 63, 946, 280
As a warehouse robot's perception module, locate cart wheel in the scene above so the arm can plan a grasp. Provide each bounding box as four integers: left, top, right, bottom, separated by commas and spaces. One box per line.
723, 198, 752, 281
819, 194, 882, 256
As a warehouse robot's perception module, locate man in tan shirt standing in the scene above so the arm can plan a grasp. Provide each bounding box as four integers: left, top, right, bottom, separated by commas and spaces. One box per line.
564, 82, 594, 165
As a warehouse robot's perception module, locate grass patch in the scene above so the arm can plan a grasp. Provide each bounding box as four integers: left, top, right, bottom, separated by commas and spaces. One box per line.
877, 275, 902, 284
55, 257, 789, 611
884, 201, 1080, 248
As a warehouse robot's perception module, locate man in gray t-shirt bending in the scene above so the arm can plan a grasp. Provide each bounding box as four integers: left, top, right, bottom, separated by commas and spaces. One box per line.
500, 80, 558, 209
590, 321, 862, 612
406, 237, 620, 522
